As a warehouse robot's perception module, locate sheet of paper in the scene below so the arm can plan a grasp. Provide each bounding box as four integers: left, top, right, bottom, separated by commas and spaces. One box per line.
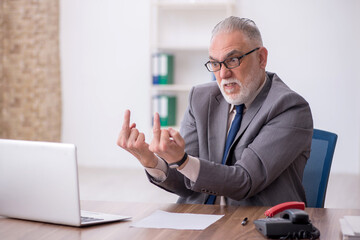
344, 216, 360, 236
340, 217, 360, 240
130, 210, 224, 230
340, 218, 355, 236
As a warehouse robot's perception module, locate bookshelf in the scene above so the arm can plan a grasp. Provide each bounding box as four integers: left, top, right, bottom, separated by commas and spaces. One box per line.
150, 0, 235, 129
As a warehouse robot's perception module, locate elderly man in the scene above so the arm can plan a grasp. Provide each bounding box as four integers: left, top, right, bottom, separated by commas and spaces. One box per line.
118, 16, 313, 206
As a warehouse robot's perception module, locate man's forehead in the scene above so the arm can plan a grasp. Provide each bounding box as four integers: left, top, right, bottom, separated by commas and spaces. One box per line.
209, 31, 249, 60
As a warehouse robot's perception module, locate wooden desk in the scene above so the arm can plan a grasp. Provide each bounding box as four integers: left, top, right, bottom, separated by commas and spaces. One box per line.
1, 201, 359, 240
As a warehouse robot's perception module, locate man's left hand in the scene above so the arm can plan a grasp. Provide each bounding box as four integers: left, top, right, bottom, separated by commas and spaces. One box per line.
149, 112, 186, 164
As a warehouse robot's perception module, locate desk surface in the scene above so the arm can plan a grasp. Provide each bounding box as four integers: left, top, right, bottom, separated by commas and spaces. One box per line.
1, 201, 359, 240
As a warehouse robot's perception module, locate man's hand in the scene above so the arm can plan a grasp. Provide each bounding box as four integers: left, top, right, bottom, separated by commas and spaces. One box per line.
117, 109, 157, 168
149, 112, 186, 164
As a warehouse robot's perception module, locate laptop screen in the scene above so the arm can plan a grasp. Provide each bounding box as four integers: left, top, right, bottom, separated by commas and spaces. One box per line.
0, 139, 82, 226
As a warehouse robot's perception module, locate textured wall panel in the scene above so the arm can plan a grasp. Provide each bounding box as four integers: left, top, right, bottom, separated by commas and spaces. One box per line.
0, 0, 61, 141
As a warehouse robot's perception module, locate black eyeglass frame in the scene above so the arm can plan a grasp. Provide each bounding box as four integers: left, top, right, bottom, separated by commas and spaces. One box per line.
204, 47, 260, 72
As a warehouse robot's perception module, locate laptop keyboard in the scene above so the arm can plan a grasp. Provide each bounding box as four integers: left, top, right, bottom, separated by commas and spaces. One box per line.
81, 216, 104, 223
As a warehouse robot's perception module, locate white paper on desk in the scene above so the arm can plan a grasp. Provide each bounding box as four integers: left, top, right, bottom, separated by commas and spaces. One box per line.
130, 210, 224, 230
340, 218, 360, 240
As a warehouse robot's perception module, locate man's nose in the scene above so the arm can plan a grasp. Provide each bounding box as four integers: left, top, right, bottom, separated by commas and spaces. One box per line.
219, 64, 231, 79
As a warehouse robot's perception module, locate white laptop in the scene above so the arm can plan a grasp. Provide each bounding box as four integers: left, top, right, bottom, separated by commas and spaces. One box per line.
0, 139, 131, 226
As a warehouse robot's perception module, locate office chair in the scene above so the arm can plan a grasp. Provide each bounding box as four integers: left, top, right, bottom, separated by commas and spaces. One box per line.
302, 129, 338, 208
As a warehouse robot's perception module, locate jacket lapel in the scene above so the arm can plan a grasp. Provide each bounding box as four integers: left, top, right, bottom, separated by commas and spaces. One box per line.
235, 76, 272, 142
208, 92, 230, 164
207, 74, 272, 164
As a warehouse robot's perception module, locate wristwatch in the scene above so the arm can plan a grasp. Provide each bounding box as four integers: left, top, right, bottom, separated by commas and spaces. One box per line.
168, 153, 188, 169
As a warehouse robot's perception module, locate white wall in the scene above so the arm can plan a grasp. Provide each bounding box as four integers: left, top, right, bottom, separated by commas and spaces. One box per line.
60, 0, 151, 168
237, 0, 360, 174
60, 0, 360, 173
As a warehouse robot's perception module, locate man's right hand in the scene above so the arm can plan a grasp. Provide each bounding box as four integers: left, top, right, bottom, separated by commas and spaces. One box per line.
117, 109, 158, 168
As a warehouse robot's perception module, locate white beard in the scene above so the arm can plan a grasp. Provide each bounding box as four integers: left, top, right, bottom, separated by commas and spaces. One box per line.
218, 75, 262, 105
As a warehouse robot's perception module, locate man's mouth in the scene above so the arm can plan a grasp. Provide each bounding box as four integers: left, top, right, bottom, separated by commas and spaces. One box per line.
224, 82, 237, 87
223, 82, 239, 94
223, 82, 239, 90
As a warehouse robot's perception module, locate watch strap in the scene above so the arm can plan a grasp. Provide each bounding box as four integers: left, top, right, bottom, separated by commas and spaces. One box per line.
169, 152, 188, 168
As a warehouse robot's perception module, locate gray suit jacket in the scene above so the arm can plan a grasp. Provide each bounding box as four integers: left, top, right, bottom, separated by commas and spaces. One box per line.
148, 72, 313, 206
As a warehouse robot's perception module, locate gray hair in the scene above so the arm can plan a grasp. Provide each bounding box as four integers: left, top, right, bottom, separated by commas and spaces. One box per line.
211, 16, 263, 46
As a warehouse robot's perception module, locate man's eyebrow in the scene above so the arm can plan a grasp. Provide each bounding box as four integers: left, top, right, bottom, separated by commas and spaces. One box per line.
209, 49, 243, 61
224, 49, 243, 59
208, 55, 218, 61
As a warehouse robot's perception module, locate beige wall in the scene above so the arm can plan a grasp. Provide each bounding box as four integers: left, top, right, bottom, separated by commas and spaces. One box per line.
0, 0, 61, 141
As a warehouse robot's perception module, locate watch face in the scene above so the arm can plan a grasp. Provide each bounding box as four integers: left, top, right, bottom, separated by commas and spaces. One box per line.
169, 164, 179, 169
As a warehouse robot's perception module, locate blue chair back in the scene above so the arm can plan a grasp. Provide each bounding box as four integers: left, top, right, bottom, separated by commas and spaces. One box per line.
302, 129, 338, 208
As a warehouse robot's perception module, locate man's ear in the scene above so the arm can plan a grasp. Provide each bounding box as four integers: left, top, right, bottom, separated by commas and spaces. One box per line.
258, 47, 268, 69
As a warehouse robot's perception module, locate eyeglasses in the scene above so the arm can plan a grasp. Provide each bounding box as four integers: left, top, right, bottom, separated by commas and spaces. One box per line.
204, 47, 260, 72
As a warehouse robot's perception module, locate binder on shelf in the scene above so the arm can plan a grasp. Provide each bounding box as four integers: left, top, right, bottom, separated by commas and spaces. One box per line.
159, 53, 174, 84
152, 95, 176, 127
152, 53, 174, 85
152, 53, 160, 84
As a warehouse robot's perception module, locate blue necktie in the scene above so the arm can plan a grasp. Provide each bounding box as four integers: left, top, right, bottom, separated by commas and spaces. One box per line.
206, 104, 244, 204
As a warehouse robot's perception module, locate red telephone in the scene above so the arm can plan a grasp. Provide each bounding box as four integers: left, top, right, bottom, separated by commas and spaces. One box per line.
264, 201, 305, 218
254, 201, 320, 239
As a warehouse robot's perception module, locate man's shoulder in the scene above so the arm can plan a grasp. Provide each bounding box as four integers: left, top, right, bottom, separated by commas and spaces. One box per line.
188, 81, 222, 108
192, 81, 219, 93
267, 72, 292, 93
189, 81, 221, 100
267, 72, 301, 97
267, 72, 307, 102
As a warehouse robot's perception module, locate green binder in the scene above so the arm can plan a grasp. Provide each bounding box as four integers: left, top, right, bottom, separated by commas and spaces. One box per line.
158, 54, 174, 85
155, 95, 176, 127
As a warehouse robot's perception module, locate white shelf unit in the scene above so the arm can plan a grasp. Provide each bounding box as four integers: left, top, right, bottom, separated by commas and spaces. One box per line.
150, 0, 235, 128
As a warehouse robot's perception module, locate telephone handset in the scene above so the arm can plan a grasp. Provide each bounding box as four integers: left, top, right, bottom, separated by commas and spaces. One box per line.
254, 202, 320, 239
264, 201, 305, 217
